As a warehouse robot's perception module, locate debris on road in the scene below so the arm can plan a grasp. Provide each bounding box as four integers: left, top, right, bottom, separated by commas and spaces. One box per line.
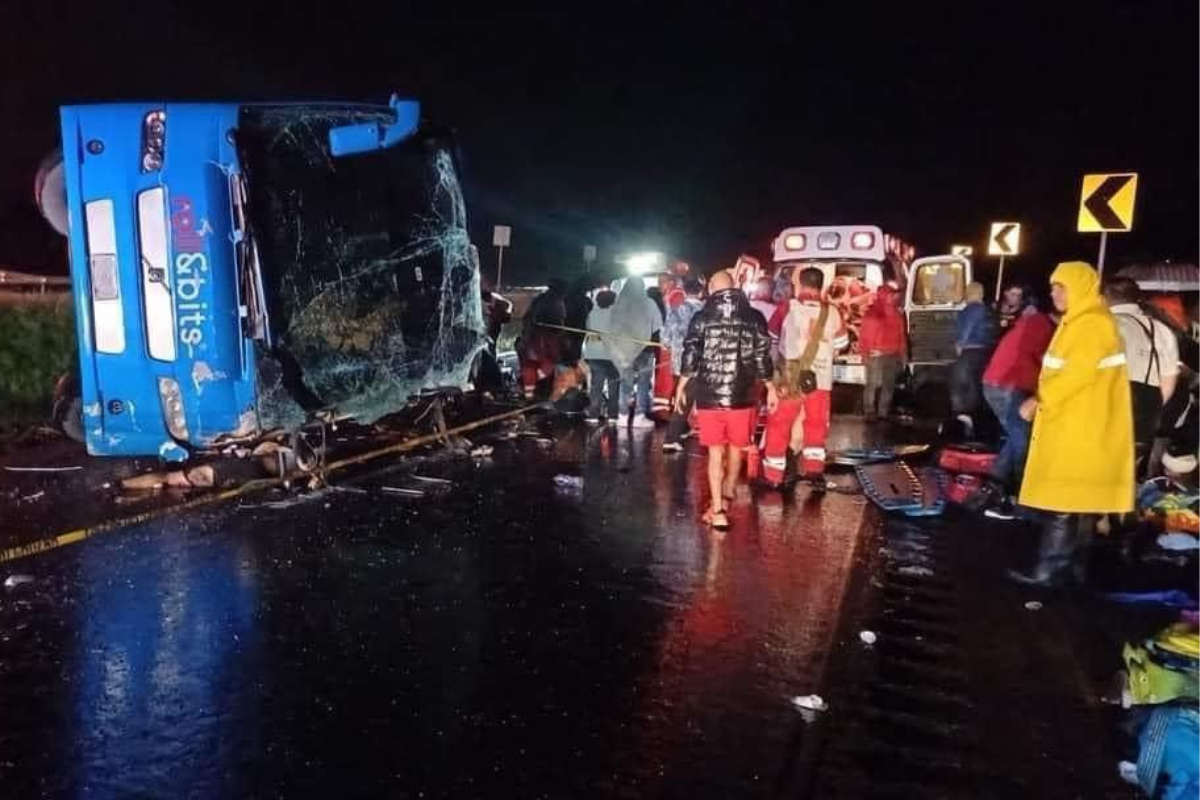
381, 486, 425, 497
19, 491, 45, 504
859, 630, 878, 645
3, 465, 83, 473
3, 575, 34, 590
791, 694, 828, 712
412, 475, 453, 485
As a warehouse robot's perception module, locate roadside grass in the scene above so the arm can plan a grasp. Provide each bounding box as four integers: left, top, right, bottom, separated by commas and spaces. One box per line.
0, 294, 75, 428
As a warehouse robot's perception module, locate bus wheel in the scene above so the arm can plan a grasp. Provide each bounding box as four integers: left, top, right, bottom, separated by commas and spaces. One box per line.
56, 396, 85, 444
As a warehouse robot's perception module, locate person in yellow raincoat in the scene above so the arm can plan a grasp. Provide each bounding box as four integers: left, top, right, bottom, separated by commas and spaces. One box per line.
1008, 261, 1135, 586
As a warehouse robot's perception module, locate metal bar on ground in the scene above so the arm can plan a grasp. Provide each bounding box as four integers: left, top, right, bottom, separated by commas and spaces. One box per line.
0, 404, 541, 564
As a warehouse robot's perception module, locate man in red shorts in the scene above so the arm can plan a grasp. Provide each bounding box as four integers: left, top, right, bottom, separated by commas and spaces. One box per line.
677, 270, 776, 529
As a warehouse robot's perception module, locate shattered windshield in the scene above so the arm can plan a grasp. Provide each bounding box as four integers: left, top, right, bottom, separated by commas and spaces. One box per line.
236, 105, 485, 428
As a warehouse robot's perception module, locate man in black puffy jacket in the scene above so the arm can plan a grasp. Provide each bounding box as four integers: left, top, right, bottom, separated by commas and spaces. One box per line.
677, 270, 777, 530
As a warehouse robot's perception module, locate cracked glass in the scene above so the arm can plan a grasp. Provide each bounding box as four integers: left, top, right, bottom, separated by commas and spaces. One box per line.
236, 105, 485, 429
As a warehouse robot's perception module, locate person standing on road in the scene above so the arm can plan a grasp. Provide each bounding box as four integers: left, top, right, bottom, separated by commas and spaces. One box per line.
609, 276, 664, 429
950, 282, 996, 438
562, 273, 596, 364
678, 270, 776, 530
584, 289, 620, 422
1104, 277, 1180, 481
749, 277, 777, 324
767, 275, 795, 363
979, 299, 1058, 519
996, 284, 1032, 335
518, 280, 567, 399
1008, 262, 1135, 587
762, 267, 849, 490
663, 277, 706, 451
859, 283, 907, 421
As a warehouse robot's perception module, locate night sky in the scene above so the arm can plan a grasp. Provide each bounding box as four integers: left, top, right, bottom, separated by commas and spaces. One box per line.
0, 1, 1195, 286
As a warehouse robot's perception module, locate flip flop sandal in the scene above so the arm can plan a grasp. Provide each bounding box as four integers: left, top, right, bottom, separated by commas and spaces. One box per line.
709, 510, 731, 531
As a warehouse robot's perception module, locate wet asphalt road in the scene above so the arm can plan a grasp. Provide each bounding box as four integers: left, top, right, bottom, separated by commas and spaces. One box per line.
0, 420, 873, 799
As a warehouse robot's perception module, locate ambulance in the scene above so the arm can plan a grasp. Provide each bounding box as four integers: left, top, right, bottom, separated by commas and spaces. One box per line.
770, 225, 915, 385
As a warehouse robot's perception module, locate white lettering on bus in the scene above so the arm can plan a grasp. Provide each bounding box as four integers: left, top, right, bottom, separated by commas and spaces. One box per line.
175, 251, 209, 357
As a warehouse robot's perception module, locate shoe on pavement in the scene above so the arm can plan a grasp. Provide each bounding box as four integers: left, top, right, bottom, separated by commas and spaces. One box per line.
630, 414, 657, 429
985, 498, 1018, 521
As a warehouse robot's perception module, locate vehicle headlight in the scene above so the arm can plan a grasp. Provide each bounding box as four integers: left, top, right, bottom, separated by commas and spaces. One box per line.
157, 377, 190, 441
141, 110, 166, 172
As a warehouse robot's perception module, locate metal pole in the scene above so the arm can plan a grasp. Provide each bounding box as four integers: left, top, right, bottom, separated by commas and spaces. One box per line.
994, 255, 1006, 302
1097, 231, 1108, 276
495, 245, 505, 289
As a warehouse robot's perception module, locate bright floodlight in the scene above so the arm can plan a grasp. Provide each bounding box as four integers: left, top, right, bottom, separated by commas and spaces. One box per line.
624, 251, 665, 275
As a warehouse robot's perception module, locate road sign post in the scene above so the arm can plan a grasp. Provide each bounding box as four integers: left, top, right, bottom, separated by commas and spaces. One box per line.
1077, 173, 1137, 277
987, 222, 1021, 301
493, 225, 512, 288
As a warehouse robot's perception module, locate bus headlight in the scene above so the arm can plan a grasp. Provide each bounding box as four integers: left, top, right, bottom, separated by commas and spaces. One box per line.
141, 110, 166, 172
84, 199, 126, 354
157, 377, 190, 441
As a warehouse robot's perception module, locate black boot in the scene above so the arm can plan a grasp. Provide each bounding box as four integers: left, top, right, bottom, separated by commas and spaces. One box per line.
1007, 513, 1077, 587
781, 448, 799, 490
1071, 515, 1096, 585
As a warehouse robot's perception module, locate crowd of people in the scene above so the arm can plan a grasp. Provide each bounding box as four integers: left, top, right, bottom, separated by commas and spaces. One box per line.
947, 264, 1197, 586
497, 260, 1198, 560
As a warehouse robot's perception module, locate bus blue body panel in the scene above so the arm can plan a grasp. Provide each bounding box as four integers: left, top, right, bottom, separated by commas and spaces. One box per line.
60, 103, 257, 460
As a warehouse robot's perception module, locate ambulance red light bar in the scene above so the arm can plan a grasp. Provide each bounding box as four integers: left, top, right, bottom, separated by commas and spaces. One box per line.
850, 231, 875, 250
783, 233, 807, 251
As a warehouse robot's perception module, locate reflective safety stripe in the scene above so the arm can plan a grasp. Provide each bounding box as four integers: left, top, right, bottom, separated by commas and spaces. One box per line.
832, 334, 851, 350
764, 456, 787, 470
802, 447, 826, 460
1042, 354, 1066, 369
1097, 353, 1127, 369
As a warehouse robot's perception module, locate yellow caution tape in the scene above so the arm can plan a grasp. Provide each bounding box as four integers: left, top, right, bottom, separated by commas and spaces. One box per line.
0, 404, 539, 565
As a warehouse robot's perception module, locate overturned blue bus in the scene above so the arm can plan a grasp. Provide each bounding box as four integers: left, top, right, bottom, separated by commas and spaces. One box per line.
52, 96, 485, 460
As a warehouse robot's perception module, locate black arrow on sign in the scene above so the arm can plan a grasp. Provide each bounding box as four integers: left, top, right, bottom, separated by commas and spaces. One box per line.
1084, 174, 1132, 230
993, 223, 1017, 255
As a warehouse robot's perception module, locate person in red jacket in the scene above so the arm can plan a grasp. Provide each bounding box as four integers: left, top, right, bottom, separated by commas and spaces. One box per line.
859, 283, 907, 420
980, 300, 1059, 518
